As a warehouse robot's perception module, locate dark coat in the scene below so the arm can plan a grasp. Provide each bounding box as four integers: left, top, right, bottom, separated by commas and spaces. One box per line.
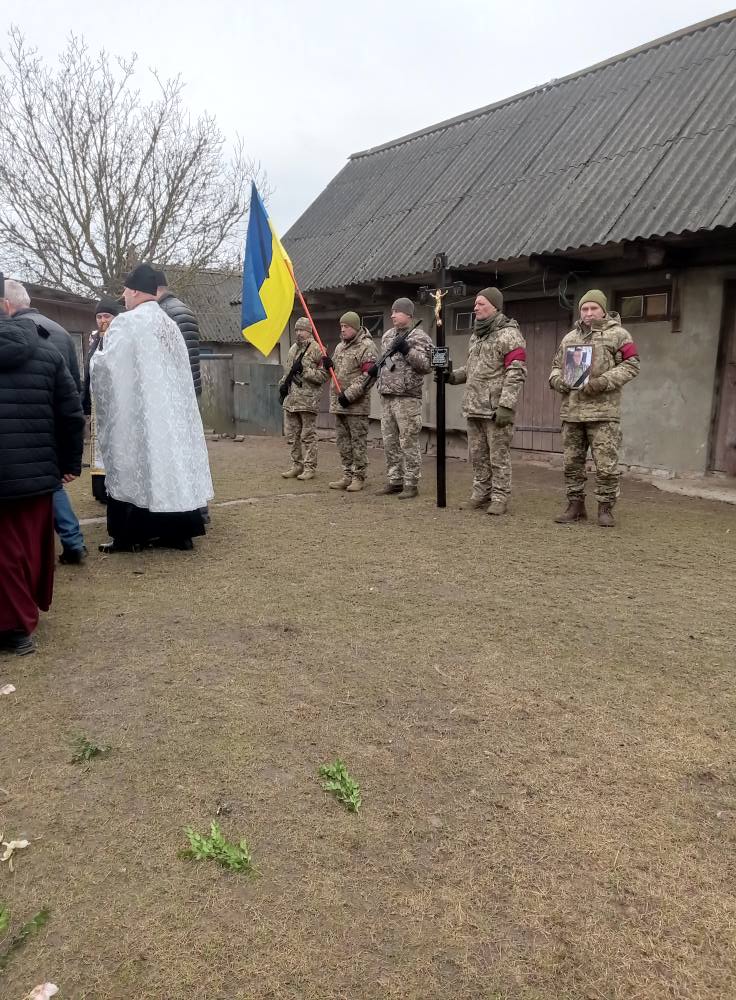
13, 307, 82, 393
0, 315, 85, 500
158, 293, 202, 395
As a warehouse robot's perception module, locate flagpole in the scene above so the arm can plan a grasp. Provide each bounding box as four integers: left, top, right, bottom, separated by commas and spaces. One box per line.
289, 270, 342, 393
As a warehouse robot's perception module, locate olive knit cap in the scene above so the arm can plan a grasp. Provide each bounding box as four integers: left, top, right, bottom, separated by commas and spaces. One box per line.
340, 311, 361, 331
294, 317, 312, 332
578, 289, 608, 311
391, 297, 415, 317
477, 287, 503, 311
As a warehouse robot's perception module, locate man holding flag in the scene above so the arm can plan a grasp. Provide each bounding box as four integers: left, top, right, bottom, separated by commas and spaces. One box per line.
278, 317, 328, 480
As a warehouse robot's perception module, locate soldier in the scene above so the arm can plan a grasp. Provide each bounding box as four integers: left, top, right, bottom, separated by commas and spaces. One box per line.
374, 298, 432, 499
279, 317, 328, 481
549, 289, 640, 527
324, 312, 378, 492
445, 287, 526, 515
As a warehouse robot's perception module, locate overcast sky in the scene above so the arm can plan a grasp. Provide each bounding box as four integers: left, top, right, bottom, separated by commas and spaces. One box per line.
0, 0, 727, 232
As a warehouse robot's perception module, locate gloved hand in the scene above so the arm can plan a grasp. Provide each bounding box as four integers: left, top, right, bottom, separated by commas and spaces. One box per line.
583, 375, 607, 395
279, 385, 288, 403
337, 392, 350, 408
393, 338, 410, 356
366, 362, 379, 379
433, 368, 450, 383
494, 406, 515, 428
322, 355, 334, 371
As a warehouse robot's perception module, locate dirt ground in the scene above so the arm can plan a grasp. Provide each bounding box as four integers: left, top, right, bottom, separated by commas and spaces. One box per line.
2, 437, 735, 1000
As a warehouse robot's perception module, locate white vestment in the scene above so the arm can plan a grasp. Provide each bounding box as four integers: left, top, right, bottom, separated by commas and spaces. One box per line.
90, 300, 213, 512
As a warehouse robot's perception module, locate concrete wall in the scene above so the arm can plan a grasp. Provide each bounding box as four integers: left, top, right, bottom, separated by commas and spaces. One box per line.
593, 267, 734, 474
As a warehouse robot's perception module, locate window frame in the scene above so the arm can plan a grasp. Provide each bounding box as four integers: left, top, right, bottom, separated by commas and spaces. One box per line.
615, 286, 671, 324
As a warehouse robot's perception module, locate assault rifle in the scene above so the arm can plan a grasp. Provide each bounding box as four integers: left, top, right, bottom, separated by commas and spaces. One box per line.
372, 319, 423, 377
279, 347, 308, 404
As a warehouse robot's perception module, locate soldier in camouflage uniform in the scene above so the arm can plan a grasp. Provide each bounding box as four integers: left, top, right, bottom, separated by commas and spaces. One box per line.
279, 317, 328, 481
375, 297, 433, 499
549, 289, 640, 527
324, 311, 378, 492
445, 287, 526, 515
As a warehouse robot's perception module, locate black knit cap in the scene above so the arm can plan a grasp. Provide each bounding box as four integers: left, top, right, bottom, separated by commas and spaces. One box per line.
123, 263, 158, 296
153, 269, 167, 287
95, 296, 121, 317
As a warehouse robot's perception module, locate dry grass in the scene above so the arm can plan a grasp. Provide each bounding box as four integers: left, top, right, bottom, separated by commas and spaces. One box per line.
2, 437, 735, 1000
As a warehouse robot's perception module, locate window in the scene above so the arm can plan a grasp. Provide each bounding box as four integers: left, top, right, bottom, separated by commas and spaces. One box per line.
616, 288, 670, 322
454, 310, 474, 331
361, 312, 385, 337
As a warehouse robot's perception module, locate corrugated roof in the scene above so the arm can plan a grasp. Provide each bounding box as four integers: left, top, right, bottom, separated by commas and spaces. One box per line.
285, 12, 736, 291
169, 268, 243, 344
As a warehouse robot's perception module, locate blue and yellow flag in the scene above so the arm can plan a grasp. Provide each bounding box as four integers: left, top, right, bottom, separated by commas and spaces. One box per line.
241, 183, 295, 357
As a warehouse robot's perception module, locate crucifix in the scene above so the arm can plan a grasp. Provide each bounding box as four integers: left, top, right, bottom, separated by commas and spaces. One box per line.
419, 253, 466, 508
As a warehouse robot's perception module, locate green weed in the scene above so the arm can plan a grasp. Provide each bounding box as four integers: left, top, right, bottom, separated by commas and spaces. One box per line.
71, 733, 111, 764
179, 821, 254, 874
319, 759, 362, 812
0, 907, 50, 973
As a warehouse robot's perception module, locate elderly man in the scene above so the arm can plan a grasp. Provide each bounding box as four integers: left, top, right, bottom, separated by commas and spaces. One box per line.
375, 298, 433, 499
445, 287, 526, 515
5, 278, 87, 564
278, 316, 328, 480
0, 272, 84, 654
91, 263, 213, 552
549, 289, 640, 527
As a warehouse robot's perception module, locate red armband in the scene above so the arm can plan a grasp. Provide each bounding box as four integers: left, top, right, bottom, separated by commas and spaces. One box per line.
619, 342, 638, 361
504, 348, 526, 368
361, 361, 374, 373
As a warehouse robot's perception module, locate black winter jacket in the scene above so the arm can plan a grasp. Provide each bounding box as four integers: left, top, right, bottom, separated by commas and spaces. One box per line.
158, 294, 202, 395
13, 307, 82, 393
0, 316, 85, 500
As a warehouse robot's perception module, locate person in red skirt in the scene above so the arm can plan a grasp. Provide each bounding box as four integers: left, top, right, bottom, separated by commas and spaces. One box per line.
0, 273, 85, 655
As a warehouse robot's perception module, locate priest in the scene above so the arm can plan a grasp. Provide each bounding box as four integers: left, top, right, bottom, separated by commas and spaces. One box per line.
91, 264, 214, 553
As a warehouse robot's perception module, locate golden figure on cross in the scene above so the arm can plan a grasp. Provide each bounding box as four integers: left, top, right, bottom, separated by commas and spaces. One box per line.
430, 287, 447, 328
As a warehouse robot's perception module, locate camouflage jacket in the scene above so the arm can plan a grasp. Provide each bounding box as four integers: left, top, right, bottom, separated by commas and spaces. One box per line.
449, 313, 527, 418
279, 338, 327, 414
549, 312, 640, 423
329, 329, 378, 415
377, 325, 433, 398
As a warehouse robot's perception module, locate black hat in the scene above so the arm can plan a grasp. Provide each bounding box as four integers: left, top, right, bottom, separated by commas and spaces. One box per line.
123, 264, 158, 296
153, 269, 167, 287
95, 296, 121, 317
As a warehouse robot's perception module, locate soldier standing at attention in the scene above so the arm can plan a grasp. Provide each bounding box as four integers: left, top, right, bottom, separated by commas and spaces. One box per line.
549, 289, 640, 527
279, 317, 328, 481
374, 298, 432, 500
324, 312, 378, 492
445, 287, 526, 515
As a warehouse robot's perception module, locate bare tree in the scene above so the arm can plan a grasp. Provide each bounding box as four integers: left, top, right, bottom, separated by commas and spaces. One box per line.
0, 28, 265, 294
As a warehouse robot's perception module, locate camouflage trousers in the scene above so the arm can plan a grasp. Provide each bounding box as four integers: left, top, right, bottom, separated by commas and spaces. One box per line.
381, 395, 423, 487
284, 410, 318, 470
466, 417, 514, 502
335, 414, 370, 480
562, 420, 622, 504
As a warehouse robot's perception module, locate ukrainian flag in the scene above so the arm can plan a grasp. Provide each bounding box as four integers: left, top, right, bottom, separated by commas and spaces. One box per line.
241, 183, 295, 357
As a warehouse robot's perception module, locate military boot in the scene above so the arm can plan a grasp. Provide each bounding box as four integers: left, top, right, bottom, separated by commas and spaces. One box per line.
375, 482, 402, 496
329, 475, 352, 490
346, 478, 364, 492
397, 485, 418, 500
461, 495, 490, 511
597, 503, 616, 527
297, 469, 315, 481
554, 498, 587, 523
281, 465, 303, 479
487, 500, 507, 516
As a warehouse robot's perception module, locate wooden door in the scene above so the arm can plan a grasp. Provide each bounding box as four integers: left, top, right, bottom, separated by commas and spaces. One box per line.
510, 297, 572, 453
232, 359, 283, 436
711, 282, 736, 475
